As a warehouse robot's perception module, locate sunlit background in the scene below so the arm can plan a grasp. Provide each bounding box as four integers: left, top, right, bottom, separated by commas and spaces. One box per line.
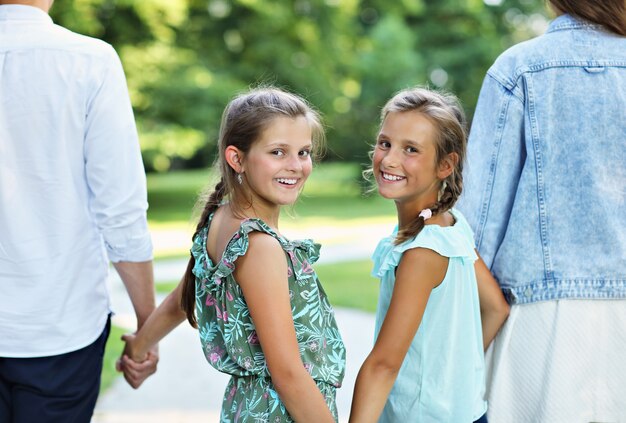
44, 1, 554, 419
51, 0, 550, 173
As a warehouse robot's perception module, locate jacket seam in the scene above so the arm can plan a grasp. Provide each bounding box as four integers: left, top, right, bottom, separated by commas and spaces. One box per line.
491, 61, 626, 93
523, 60, 626, 73
474, 77, 522, 251
525, 75, 554, 283
502, 279, 626, 304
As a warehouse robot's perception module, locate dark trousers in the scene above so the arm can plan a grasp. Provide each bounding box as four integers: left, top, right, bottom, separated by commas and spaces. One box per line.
474, 412, 489, 423
0, 316, 111, 423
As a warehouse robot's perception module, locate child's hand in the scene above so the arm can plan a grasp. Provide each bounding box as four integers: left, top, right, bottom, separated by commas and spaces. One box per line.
116, 333, 159, 389
119, 333, 147, 362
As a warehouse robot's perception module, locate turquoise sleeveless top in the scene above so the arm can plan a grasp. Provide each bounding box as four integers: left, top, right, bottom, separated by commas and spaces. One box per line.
372, 209, 487, 422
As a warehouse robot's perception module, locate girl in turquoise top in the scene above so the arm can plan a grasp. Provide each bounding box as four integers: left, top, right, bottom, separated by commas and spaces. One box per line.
349, 87, 509, 422
119, 87, 346, 422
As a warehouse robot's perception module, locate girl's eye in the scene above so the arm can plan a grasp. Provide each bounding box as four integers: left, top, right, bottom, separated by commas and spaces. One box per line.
271, 150, 285, 156
299, 150, 311, 158
377, 140, 390, 149
406, 146, 418, 153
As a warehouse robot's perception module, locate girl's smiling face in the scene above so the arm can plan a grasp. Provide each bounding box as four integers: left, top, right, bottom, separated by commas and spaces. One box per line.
240, 115, 313, 210
373, 110, 443, 208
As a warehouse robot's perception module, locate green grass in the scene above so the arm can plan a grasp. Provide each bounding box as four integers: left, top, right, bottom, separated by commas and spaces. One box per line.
147, 169, 209, 224
147, 163, 395, 261
100, 324, 126, 393
156, 281, 178, 294
155, 258, 379, 312
147, 163, 394, 225
315, 259, 379, 313
288, 193, 392, 221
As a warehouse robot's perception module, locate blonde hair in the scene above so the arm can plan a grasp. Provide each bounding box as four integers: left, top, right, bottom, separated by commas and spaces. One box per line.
378, 87, 467, 245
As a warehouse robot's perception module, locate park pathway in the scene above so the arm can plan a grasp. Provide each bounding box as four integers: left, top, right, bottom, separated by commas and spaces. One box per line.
92, 221, 392, 423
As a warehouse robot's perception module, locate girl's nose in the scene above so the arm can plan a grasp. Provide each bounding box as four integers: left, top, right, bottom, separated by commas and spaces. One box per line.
381, 149, 399, 168
286, 154, 303, 172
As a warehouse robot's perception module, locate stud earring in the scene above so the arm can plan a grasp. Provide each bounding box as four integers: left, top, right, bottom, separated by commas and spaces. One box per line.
236, 173, 243, 185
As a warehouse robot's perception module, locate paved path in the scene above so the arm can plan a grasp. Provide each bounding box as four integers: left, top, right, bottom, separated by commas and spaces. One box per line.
92, 222, 391, 422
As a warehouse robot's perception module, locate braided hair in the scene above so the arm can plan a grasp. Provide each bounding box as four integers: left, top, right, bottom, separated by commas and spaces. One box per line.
378, 87, 467, 245
180, 87, 324, 327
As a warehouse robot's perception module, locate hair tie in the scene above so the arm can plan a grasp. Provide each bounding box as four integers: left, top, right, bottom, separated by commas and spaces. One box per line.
419, 208, 432, 220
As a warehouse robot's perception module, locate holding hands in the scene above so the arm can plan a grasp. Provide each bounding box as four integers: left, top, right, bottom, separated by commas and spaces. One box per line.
115, 280, 189, 389
116, 334, 159, 389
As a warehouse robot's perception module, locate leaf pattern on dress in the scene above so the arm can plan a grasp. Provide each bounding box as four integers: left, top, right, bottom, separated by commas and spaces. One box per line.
189, 213, 346, 422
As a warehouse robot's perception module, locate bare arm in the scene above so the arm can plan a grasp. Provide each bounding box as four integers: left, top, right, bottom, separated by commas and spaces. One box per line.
349, 248, 446, 423
235, 233, 335, 423
121, 278, 186, 359
112, 260, 161, 388
474, 251, 510, 350
118, 275, 187, 388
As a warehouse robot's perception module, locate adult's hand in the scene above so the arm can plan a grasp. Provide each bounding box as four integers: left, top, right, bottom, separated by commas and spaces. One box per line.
116, 333, 159, 389
114, 278, 187, 389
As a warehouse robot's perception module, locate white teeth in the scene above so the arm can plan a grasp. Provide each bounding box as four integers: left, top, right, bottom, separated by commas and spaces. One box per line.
276, 178, 297, 185
382, 172, 405, 181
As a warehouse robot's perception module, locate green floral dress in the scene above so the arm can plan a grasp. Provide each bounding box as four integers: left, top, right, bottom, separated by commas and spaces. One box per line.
190, 214, 346, 422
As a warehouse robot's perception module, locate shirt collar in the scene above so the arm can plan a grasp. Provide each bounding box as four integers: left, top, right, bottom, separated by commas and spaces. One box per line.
0, 4, 53, 24
546, 13, 601, 34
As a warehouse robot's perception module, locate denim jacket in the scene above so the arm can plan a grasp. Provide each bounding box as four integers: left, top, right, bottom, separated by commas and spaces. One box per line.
457, 14, 626, 305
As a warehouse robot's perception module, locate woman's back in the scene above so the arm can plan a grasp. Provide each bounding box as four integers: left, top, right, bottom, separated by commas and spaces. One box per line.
461, 14, 626, 304
458, 7, 626, 422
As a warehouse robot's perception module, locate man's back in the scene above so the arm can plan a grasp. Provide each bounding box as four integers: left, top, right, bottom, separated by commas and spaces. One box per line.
0, 4, 151, 357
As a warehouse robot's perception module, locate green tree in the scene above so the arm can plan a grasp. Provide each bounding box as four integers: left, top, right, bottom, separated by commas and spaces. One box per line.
50, 0, 548, 171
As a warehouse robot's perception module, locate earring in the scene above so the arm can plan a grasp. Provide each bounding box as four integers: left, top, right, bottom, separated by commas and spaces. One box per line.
438, 181, 447, 202
236, 173, 243, 185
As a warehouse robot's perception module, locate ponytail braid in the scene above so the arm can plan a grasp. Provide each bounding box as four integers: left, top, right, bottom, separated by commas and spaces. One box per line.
193, 179, 227, 238
431, 168, 463, 217
181, 178, 228, 327
394, 174, 461, 245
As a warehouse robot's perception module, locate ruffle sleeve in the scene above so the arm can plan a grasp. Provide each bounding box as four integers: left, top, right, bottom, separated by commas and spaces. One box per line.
191, 218, 321, 296
290, 238, 321, 264
372, 209, 478, 279
191, 215, 330, 378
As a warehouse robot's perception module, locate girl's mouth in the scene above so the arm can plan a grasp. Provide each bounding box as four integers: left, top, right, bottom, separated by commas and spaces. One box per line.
276, 178, 298, 186
381, 172, 405, 182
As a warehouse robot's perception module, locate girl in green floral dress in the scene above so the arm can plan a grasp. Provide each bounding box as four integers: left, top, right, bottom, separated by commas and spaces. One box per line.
120, 87, 346, 422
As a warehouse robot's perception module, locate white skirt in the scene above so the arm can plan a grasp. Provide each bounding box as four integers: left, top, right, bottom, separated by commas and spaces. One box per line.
485, 299, 626, 423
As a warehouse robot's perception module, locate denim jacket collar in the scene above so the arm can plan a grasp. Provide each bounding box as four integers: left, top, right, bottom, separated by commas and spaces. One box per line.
547, 13, 601, 33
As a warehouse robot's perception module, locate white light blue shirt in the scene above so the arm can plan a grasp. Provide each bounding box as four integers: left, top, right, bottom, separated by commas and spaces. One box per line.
0, 5, 152, 357
372, 209, 486, 422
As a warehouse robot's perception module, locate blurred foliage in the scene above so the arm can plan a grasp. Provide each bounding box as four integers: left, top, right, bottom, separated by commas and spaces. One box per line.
145, 163, 394, 224
50, 0, 549, 171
